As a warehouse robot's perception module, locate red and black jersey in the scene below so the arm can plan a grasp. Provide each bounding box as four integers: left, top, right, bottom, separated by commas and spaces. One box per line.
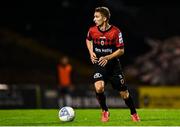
86, 25, 124, 58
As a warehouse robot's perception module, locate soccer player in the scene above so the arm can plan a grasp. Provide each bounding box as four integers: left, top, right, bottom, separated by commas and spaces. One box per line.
86, 7, 140, 122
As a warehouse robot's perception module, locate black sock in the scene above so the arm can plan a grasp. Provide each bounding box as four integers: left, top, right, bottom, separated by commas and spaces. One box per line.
124, 95, 137, 115
96, 92, 108, 111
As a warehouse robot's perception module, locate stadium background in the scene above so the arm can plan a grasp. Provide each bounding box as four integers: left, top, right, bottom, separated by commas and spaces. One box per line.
0, 0, 180, 109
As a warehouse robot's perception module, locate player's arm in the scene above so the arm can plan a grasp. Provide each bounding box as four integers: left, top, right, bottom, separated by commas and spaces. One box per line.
106, 48, 124, 60
86, 39, 98, 64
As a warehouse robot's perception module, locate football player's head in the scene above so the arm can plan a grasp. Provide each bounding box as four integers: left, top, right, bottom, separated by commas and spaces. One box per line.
94, 6, 111, 26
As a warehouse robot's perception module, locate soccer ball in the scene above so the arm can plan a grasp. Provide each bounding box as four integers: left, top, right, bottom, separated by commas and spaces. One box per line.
58, 106, 75, 122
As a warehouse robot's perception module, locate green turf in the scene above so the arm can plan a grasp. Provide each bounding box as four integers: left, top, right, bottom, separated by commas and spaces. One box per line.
0, 109, 180, 126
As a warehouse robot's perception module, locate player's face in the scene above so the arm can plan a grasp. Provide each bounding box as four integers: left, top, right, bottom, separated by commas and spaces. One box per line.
93, 12, 106, 26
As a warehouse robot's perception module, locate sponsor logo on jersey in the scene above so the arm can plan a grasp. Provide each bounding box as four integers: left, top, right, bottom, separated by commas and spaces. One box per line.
95, 47, 112, 53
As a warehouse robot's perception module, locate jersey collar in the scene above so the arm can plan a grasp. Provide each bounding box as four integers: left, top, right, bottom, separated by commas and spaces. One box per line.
97, 25, 113, 33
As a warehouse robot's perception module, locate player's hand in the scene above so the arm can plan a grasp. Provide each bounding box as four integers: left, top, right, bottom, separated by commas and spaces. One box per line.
90, 52, 98, 64
98, 56, 109, 67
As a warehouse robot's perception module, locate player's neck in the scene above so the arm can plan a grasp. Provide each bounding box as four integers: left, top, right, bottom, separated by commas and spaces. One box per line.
99, 23, 111, 31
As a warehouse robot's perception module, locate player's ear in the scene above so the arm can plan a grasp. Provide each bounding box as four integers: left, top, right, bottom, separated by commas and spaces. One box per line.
103, 17, 107, 22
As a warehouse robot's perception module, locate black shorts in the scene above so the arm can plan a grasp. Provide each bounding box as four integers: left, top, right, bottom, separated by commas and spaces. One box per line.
92, 59, 127, 91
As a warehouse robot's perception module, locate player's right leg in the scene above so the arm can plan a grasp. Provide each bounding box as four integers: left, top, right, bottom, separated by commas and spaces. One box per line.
93, 64, 109, 122
94, 80, 110, 122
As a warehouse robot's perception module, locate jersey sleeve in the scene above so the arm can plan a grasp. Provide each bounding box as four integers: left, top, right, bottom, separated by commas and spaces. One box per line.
115, 29, 124, 48
86, 28, 92, 41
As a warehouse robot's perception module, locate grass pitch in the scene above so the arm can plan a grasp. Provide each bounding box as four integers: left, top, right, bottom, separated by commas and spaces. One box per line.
0, 109, 180, 126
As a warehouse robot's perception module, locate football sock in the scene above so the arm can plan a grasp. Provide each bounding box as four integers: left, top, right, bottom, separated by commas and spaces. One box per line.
124, 95, 137, 115
96, 92, 108, 111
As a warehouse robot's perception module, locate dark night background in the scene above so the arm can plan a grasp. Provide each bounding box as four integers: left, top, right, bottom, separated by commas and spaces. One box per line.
0, 0, 180, 85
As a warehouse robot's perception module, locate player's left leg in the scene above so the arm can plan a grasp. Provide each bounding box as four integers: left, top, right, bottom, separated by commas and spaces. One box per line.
110, 73, 140, 122
120, 90, 140, 122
